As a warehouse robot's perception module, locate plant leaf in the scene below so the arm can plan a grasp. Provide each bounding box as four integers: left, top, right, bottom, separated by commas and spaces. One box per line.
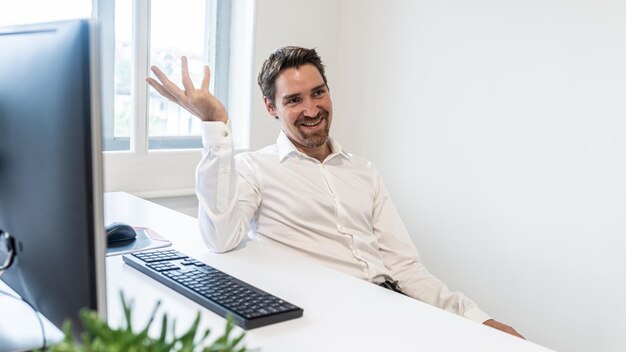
41, 291, 250, 352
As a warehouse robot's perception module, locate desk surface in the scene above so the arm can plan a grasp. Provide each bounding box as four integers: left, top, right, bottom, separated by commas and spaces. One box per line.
105, 192, 554, 352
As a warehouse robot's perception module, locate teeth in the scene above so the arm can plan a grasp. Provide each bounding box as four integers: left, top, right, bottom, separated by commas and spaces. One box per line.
303, 119, 322, 127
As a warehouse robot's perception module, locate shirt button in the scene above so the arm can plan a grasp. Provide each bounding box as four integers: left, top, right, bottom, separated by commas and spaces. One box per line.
222, 131, 229, 137
337, 225, 345, 232
353, 250, 360, 257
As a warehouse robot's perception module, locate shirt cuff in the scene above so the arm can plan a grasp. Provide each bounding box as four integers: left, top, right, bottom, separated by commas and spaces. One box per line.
462, 306, 493, 324
201, 120, 232, 146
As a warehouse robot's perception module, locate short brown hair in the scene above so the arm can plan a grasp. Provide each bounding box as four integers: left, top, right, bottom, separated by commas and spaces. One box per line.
257, 46, 328, 104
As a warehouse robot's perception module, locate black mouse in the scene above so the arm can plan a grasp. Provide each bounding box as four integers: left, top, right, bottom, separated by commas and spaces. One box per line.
105, 222, 137, 245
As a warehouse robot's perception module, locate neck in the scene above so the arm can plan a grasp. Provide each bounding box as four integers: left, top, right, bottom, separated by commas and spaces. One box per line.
296, 141, 331, 162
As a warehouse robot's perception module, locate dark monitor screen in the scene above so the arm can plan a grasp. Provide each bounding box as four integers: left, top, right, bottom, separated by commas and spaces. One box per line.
0, 19, 107, 342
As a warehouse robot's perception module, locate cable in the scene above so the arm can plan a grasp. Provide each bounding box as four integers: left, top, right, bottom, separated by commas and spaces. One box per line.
1, 230, 47, 348
0, 288, 47, 349
0, 229, 16, 276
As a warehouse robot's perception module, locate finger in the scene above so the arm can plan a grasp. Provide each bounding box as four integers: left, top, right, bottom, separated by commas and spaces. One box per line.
180, 56, 195, 92
512, 330, 526, 340
150, 65, 186, 101
201, 65, 211, 92
150, 65, 174, 86
145, 77, 177, 102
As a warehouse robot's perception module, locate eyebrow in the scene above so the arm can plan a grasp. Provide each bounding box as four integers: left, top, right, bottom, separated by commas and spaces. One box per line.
281, 84, 327, 102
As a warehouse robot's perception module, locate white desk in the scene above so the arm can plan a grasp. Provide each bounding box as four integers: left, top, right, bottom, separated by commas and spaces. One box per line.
105, 192, 554, 352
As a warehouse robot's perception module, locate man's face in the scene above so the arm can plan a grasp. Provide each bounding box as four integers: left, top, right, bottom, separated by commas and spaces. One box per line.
264, 64, 333, 155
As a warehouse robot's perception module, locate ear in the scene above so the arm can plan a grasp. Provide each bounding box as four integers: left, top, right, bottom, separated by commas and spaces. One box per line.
263, 96, 278, 118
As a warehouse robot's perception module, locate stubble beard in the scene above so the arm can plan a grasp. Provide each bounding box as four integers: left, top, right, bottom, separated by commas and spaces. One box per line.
297, 111, 330, 148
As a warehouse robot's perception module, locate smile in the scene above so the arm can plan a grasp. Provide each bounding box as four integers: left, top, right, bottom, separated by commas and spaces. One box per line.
301, 118, 323, 127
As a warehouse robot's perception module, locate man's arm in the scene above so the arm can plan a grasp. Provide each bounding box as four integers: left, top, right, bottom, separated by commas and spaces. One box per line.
370, 168, 524, 338
147, 57, 260, 252
195, 122, 262, 252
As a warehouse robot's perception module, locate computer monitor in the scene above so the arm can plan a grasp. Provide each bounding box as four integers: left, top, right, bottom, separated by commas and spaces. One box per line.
0, 19, 106, 347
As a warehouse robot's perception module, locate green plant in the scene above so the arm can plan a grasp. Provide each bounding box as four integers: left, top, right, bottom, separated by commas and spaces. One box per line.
42, 292, 249, 352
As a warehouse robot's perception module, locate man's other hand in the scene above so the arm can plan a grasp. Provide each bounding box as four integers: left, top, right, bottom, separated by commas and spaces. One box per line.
483, 319, 525, 339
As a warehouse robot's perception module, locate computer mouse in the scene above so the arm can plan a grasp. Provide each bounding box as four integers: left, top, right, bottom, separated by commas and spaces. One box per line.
105, 222, 137, 245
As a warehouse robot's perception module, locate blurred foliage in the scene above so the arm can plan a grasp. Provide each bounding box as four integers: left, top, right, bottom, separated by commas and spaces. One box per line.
41, 292, 250, 352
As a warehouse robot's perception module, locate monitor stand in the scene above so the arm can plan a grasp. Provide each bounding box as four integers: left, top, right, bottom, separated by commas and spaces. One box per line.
0, 280, 63, 351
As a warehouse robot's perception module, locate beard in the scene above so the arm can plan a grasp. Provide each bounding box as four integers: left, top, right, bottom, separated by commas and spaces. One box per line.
296, 111, 331, 148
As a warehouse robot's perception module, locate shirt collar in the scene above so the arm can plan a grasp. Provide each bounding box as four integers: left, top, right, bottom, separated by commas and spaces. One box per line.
277, 130, 352, 163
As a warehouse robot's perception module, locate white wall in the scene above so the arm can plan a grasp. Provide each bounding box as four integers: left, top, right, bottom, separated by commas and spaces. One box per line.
332, 1, 626, 352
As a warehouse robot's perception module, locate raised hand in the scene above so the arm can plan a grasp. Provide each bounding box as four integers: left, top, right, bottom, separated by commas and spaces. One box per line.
145, 56, 228, 123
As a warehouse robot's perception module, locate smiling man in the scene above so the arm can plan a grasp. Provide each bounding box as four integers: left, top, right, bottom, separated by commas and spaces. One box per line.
146, 46, 523, 338
261, 61, 332, 161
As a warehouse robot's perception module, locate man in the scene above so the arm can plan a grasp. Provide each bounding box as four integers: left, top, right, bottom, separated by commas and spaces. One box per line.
146, 46, 523, 338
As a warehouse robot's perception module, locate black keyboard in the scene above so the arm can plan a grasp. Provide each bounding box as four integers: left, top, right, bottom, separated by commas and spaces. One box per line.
122, 249, 303, 329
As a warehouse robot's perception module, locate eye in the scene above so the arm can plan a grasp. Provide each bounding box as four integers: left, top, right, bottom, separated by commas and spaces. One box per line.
313, 88, 327, 97
285, 97, 301, 105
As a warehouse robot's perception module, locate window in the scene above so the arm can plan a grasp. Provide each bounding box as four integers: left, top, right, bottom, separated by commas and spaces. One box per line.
102, 0, 231, 151
4, 0, 254, 196
100, 0, 252, 196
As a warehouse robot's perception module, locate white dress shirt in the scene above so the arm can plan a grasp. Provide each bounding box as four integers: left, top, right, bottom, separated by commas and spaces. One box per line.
196, 121, 491, 323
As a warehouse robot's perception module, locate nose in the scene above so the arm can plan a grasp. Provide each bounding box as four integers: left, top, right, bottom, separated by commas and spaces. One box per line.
302, 98, 320, 117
